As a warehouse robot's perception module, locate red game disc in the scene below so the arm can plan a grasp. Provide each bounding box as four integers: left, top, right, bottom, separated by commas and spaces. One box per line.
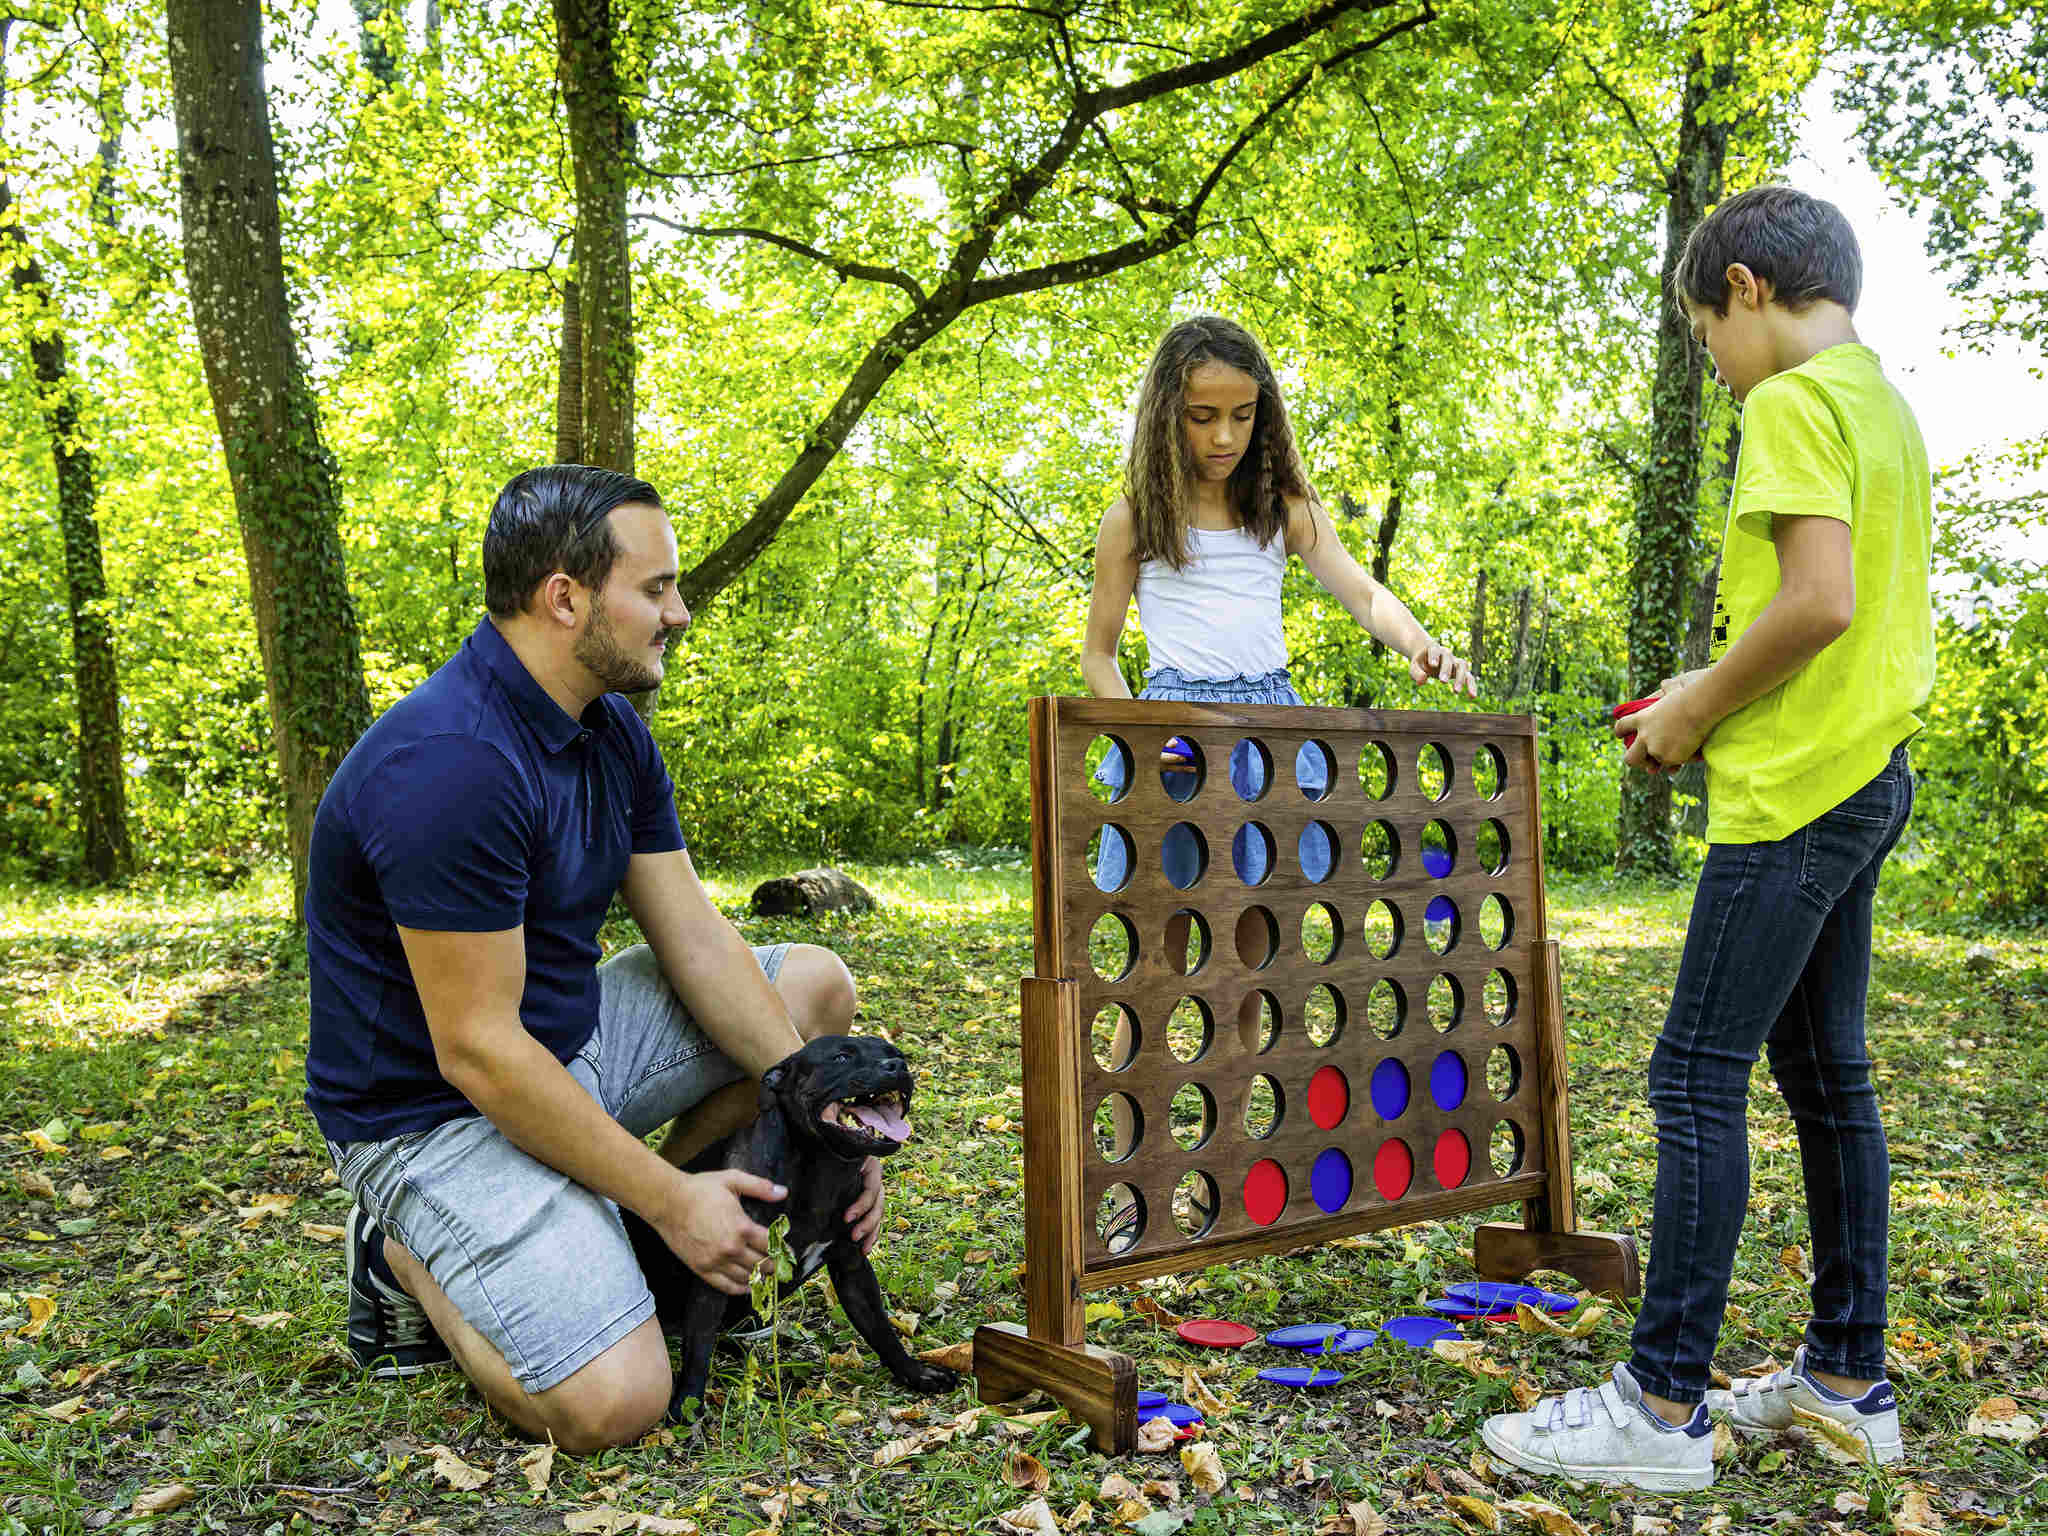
1244, 1158, 1288, 1225
1433, 1128, 1471, 1189
1176, 1318, 1259, 1348
1307, 1065, 1349, 1130
1373, 1137, 1413, 1201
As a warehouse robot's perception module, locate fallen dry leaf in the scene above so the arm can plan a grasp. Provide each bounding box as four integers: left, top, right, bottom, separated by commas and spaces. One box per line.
1006, 1450, 1052, 1493
1500, 1498, 1592, 1536
562, 1513, 635, 1535
281, 1490, 350, 1526
1791, 1403, 1873, 1464
1834, 1492, 1870, 1516
518, 1442, 556, 1493
1181, 1442, 1226, 1495
1181, 1364, 1227, 1415
1511, 1376, 1542, 1412
918, 1338, 974, 1371
1434, 1339, 1511, 1380
1895, 1485, 1943, 1533
1065, 1499, 1095, 1529
632, 1518, 699, 1535
994, 1499, 1061, 1536
16, 1168, 57, 1199
1446, 1494, 1501, 1531
22, 1128, 67, 1157
426, 1443, 489, 1491
1632, 1520, 1675, 1536
66, 1181, 95, 1208
827, 1348, 862, 1368
1133, 1294, 1187, 1329
300, 1221, 347, 1243
236, 1191, 297, 1227
132, 1483, 198, 1515
1316, 1502, 1389, 1536
1140, 1478, 1180, 1505
21, 1294, 55, 1340
1135, 1416, 1178, 1453
1515, 1302, 1608, 1339
1712, 1421, 1737, 1463
1100, 1474, 1142, 1502
37, 1395, 88, 1423
1112, 1498, 1152, 1525
1965, 1396, 2042, 1444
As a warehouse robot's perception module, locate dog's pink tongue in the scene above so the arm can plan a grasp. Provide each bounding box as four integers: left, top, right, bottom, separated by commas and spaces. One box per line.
851, 1102, 912, 1142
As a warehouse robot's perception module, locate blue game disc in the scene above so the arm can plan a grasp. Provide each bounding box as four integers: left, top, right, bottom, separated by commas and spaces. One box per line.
1265, 1322, 1343, 1348
1446, 1281, 1578, 1313
1257, 1366, 1345, 1388
1138, 1401, 1204, 1427
1425, 1298, 1512, 1320
1299, 1328, 1378, 1355
1422, 846, 1451, 879
1138, 1390, 1170, 1409
1382, 1315, 1464, 1348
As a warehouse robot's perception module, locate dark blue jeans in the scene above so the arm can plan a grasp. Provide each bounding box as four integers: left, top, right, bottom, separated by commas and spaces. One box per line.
1628, 746, 1914, 1403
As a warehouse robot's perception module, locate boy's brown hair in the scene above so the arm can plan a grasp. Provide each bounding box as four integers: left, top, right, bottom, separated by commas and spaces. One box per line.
1675, 186, 1863, 317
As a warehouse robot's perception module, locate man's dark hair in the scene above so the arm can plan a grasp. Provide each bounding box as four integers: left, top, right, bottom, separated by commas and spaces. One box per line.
1674, 185, 1863, 317
483, 465, 662, 617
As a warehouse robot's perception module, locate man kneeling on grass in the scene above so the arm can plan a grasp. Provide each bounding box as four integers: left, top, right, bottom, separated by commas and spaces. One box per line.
302, 465, 884, 1452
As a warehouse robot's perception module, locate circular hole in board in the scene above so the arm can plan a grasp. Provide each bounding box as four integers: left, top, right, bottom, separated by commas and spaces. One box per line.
1364, 900, 1402, 960
1491, 1120, 1525, 1177
1488, 1045, 1521, 1101
1479, 893, 1513, 951
1243, 1073, 1283, 1139
1089, 824, 1134, 893
1298, 820, 1340, 883
1232, 737, 1273, 802
1167, 996, 1213, 1063
1244, 1158, 1288, 1226
1425, 898, 1460, 956
1307, 1065, 1349, 1130
1233, 822, 1276, 886
1295, 739, 1336, 802
1430, 1050, 1469, 1112
1421, 819, 1457, 880
1171, 1082, 1216, 1151
1097, 1183, 1144, 1254
1304, 982, 1344, 1046
1373, 1138, 1413, 1201
1160, 737, 1206, 802
1085, 734, 1133, 805
1089, 913, 1136, 981
1174, 1170, 1220, 1238
1235, 906, 1279, 969
1167, 908, 1212, 977
1091, 1003, 1138, 1072
1093, 1094, 1141, 1162
1477, 819, 1511, 876
1485, 968, 1518, 1027
1367, 977, 1406, 1039
1360, 819, 1399, 880
1434, 1127, 1471, 1189
1301, 903, 1342, 964
1428, 972, 1464, 1034
1370, 1057, 1410, 1121
1239, 990, 1281, 1055
1360, 741, 1397, 800
1163, 823, 1209, 891
1473, 743, 1507, 800
1417, 742, 1452, 802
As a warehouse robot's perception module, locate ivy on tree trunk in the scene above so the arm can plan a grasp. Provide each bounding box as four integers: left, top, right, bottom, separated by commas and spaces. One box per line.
167, 0, 373, 917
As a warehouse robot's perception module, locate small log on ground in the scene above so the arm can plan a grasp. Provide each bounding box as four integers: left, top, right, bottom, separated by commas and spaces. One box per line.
749, 867, 879, 917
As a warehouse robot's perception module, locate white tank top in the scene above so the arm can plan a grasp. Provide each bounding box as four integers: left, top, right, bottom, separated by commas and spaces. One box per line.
1134, 524, 1289, 680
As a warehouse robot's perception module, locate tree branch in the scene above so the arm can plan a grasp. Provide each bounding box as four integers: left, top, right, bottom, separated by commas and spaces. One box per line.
1577, 54, 1673, 187
631, 212, 929, 306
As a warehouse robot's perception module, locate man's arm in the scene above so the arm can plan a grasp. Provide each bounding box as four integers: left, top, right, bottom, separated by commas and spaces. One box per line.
1621, 513, 1854, 770
397, 923, 781, 1295
619, 848, 804, 1076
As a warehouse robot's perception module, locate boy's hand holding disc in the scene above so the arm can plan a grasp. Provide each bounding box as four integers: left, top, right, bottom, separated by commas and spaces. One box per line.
1612, 684, 1706, 774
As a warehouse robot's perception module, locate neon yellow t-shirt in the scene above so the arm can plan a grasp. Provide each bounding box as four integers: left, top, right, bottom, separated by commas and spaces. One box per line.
1704, 343, 1934, 844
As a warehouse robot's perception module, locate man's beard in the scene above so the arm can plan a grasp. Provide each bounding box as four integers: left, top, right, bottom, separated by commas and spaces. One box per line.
574, 591, 664, 696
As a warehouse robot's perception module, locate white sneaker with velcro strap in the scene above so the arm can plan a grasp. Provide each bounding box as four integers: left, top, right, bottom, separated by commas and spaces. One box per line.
1481, 1362, 1716, 1492
1708, 1345, 1903, 1464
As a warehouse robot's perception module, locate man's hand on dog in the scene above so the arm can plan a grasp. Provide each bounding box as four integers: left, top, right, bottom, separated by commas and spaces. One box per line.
655, 1169, 788, 1295
847, 1155, 883, 1255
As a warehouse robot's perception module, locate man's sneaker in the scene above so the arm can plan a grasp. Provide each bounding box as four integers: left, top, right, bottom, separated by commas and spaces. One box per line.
1708, 1345, 1903, 1464
1481, 1362, 1716, 1492
346, 1205, 451, 1377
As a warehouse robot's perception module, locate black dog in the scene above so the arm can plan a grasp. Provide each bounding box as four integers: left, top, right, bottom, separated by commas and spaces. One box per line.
621, 1034, 959, 1418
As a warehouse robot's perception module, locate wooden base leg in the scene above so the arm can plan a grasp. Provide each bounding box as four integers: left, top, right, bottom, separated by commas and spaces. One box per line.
971, 1322, 1137, 1453
1475, 1222, 1642, 1299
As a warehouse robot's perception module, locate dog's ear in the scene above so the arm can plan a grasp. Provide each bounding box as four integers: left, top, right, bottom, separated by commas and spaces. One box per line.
757, 1063, 785, 1115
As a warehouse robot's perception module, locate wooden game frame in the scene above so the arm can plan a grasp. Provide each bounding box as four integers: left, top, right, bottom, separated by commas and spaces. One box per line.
972, 697, 1639, 1450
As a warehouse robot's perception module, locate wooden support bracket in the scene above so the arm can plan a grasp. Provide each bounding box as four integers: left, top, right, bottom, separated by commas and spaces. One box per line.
971, 1322, 1137, 1453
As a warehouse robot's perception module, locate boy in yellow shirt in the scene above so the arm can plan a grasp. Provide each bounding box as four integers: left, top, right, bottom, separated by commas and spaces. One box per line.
1483, 186, 1934, 1491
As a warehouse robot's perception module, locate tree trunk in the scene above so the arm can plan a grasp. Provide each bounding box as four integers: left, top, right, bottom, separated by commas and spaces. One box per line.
1616, 41, 1732, 879
1368, 289, 1407, 665
350, 0, 399, 86
167, 0, 373, 915
1508, 584, 1532, 700
0, 186, 135, 882
553, 0, 634, 474
1468, 567, 1488, 682
555, 276, 583, 463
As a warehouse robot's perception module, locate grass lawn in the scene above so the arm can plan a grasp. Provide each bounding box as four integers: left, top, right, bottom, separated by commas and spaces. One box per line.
2, 858, 2045, 1535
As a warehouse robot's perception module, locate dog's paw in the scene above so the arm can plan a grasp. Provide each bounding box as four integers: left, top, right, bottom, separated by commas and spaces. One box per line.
895, 1361, 961, 1395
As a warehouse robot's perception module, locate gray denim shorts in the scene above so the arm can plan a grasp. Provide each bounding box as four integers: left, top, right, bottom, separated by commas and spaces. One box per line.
327, 942, 790, 1393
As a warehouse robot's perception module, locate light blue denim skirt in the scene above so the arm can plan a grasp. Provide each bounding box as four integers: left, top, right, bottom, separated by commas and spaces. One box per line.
1091, 667, 1329, 891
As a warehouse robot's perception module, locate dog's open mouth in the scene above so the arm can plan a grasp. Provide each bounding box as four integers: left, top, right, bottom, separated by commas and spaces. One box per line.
819, 1091, 912, 1145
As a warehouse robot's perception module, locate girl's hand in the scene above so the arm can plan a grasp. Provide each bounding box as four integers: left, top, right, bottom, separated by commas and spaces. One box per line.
1410, 641, 1479, 698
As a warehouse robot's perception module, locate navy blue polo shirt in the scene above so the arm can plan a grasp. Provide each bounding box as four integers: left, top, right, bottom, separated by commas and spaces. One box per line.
304, 618, 685, 1144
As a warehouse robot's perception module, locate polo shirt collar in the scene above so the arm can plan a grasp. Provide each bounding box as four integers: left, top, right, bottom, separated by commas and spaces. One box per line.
466, 618, 612, 755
